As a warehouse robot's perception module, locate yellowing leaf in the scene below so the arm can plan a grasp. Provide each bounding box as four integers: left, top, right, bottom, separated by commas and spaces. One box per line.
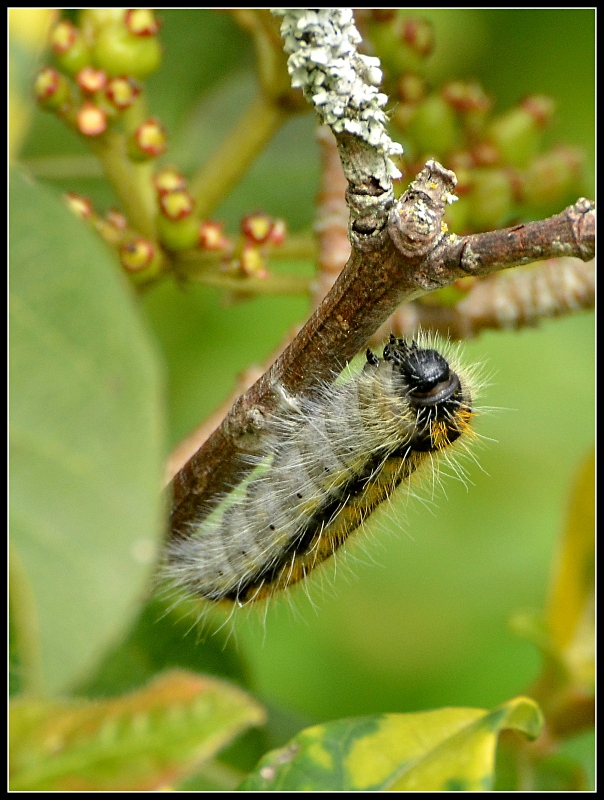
240, 697, 543, 791
10, 670, 266, 791
546, 449, 595, 687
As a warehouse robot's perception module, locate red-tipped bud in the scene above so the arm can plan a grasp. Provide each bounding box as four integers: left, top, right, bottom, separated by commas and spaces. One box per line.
50, 20, 91, 75
441, 81, 492, 114
153, 166, 187, 196
240, 244, 269, 279
523, 146, 584, 212
125, 9, 161, 36
471, 141, 499, 167
241, 212, 273, 244
198, 220, 231, 251
50, 19, 78, 54
267, 218, 287, 246
128, 117, 167, 161
120, 237, 155, 272
76, 101, 108, 136
396, 72, 427, 104
105, 208, 128, 231
64, 192, 93, 219
401, 17, 434, 58
520, 94, 555, 128
79, 9, 126, 34
105, 75, 140, 110
76, 67, 107, 94
34, 66, 71, 110
159, 189, 194, 221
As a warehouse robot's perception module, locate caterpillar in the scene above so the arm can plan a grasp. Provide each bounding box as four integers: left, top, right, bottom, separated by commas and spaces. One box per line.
164, 333, 481, 606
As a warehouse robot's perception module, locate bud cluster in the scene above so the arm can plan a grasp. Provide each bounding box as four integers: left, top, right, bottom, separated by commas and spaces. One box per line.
358, 10, 586, 232
35, 10, 162, 141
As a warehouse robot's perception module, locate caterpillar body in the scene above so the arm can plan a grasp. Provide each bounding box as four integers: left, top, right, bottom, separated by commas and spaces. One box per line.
165, 334, 480, 606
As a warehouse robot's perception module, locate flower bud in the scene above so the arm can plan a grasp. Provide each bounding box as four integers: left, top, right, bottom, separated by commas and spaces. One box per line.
523, 146, 584, 215
127, 118, 167, 161
76, 67, 107, 94
520, 94, 555, 128
487, 95, 554, 169
79, 9, 125, 34
120, 237, 156, 272
105, 208, 128, 231
467, 168, 514, 230
153, 166, 186, 196
105, 75, 140, 110
76, 101, 107, 136
156, 197, 199, 250
396, 72, 427, 104
408, 93, 460, 156
198, 221, 231, 251
124, 9, 161, 36
267, 218, 287, 246
471, 141, 499, 167
34, 66, 71, 110
241, 212, 274, 244
401, 17, 435, 58
441, 81, 491, 114
50, 20, 91, 75
92, 21, 162, 79
240, 244, 268, 279
64, 192, 93, 219
159, 189, 194, 221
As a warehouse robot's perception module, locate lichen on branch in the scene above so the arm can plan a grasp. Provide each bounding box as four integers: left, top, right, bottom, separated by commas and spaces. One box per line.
272, 8, 402, 179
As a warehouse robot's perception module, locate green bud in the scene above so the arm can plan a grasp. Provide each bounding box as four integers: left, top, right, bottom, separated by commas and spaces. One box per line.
92, 23, 162, 79
407, 93, 460, 156
50, 20, 91, 76
467, 168, 514, 231
34, 66, 71, 111
487, 96, 554, 169
156, 214, 200, 251
522, 146, 584, 216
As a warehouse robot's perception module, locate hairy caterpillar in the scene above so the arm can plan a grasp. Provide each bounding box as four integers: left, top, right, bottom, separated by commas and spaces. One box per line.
164, 333, 481, 606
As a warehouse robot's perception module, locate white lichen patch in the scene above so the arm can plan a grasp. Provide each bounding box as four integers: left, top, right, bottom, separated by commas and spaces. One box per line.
273, 8, 403, 179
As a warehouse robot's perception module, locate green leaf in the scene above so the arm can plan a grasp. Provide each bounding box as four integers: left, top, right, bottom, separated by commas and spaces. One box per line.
9, 168, 164, 695
76, 593, 251, 699
10, 669, 266, 791
240, 697, 543, 791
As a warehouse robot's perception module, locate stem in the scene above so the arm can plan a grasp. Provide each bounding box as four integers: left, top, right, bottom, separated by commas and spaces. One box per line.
188, 271, 311, 296
9, 542, 45, 696
190, 91, 289, 219
88, 132, 156, 239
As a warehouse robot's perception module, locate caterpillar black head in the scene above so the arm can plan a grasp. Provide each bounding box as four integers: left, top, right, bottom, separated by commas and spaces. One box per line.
380, 335, 471, 448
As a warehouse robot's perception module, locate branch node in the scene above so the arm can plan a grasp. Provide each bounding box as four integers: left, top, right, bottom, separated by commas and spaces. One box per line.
388, 159, 457, 261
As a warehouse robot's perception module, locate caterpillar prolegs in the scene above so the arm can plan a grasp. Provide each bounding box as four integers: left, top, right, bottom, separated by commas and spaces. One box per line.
164, 334, 482, 606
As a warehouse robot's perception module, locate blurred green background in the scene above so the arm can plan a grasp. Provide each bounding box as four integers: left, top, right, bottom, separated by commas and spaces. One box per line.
15, 8, 594, 779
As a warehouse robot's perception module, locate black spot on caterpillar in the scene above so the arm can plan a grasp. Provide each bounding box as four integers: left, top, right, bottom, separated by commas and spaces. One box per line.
163, 333, 482, 606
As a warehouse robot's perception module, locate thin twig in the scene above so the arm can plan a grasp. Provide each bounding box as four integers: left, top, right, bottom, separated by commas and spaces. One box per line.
379, 257, 595, 341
